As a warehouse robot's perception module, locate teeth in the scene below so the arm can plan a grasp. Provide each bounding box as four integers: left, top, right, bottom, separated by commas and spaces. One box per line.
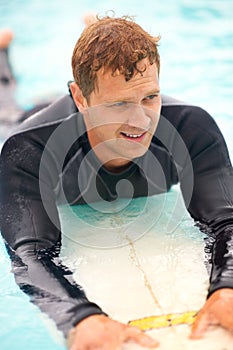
124, 133, 143, 138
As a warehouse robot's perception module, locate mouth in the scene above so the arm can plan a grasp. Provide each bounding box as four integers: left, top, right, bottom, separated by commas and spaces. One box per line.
120, 131, 147, 142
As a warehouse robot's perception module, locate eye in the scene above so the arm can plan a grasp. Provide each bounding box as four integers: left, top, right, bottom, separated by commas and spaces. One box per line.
109, 101, 127, 108
104, 101, 130, 110
143, 94, 159, 103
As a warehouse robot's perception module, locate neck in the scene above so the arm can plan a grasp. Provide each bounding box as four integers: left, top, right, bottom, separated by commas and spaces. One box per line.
102, 159, 133, 173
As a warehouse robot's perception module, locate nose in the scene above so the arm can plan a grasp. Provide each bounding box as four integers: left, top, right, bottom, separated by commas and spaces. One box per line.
126, 104, 152, 130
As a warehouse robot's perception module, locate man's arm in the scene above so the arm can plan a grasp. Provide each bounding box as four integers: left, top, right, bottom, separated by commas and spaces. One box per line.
177, 106, 233, 336
0, 133, 105, 336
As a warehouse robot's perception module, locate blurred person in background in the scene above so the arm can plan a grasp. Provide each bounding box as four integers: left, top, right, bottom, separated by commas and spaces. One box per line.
0, 28, 22, 123
0, 14, 96, 127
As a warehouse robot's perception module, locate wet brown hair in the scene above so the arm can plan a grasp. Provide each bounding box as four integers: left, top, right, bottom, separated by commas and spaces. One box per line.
72, 16, 160, 99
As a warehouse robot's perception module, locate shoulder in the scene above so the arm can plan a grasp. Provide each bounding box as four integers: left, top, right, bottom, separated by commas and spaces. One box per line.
0, 94, 81, 159
162, 94, 209, 118
13, 94, 78, 135
161, 94, 222, 138
159, 95, 229, 162
161, 94, 216, 127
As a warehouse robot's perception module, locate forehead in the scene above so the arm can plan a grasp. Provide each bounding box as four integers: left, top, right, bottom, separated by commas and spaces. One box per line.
91, 60, 159, 103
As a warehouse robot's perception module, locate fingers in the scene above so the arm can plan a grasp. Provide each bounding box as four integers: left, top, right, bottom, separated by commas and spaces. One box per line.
190, 288, 233, 339
67, 315, 158, 350
125, 326, 159, 348
190, 310, 210, 339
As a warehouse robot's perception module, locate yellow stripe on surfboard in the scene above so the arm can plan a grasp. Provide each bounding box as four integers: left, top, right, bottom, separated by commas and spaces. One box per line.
128, 311, 197, 331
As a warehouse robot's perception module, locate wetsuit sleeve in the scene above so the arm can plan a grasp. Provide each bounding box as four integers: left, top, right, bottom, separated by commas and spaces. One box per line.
0, 132, 106, 337
178, 106, 233, 297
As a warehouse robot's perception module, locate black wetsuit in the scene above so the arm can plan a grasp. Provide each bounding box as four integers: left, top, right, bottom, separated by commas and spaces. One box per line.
1, 93, 233, 336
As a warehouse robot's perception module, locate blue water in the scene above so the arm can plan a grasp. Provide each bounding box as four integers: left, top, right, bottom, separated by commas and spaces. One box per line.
0, 0, 233, 349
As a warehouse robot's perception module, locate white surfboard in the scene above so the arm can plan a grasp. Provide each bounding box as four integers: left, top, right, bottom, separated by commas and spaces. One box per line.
59, 186, 233, 349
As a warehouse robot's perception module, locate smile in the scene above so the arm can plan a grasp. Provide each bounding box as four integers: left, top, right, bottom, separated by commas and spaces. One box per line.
124, 133, 143, 138
120, 131, 147, 141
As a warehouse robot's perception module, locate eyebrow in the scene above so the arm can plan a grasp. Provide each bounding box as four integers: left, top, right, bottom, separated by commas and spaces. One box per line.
144, 90, 161, 96
106, 90, 161, 103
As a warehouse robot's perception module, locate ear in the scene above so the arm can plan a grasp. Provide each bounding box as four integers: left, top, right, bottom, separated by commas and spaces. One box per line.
69, 82, 88, 113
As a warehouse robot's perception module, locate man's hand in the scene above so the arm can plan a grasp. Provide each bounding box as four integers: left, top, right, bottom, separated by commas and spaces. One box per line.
190, 288, 233, 339
67, 314, 158, 350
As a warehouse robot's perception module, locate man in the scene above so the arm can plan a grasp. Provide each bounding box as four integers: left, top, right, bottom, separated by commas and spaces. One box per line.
1, 16, 233, 350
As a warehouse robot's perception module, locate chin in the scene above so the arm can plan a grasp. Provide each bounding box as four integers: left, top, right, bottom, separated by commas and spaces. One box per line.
125, 148, 148, 160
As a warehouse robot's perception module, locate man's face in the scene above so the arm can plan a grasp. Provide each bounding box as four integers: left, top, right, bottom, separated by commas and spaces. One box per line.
80, 59, 161, 171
